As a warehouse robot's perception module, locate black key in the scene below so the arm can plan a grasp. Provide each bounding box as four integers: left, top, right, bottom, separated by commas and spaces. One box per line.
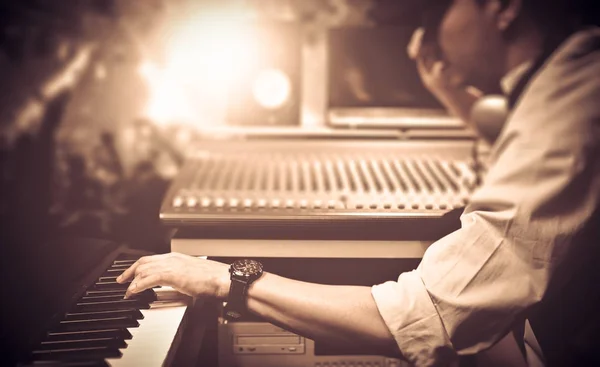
115, 253, 143, 261
108, 264, 132, 269
26, 360, 110, 366
32, 346, 122, 360
98, 276, 118, 282
136, 289, 158, 301
84, 289, 157, 302
91, 281, 130, 291
65, 308, 144, 321
101, 268, 125, 275
74, 299, 149, 312
85, 290, 127, 297
46, 328, 132, 342
55, 316, 139, 332
113, 259, 138, 265
81, 295, 131, 303
40, 336, 127, 350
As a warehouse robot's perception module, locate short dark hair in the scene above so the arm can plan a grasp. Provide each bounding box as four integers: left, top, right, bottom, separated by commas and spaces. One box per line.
576, 0, 600, 26
477, 0, 600, 27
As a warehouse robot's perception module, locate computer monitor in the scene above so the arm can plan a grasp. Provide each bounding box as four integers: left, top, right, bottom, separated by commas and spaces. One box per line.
327, 25, 462, 129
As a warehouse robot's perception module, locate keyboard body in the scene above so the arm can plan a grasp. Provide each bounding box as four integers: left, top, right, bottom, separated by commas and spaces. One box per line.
2, 238, 206, 367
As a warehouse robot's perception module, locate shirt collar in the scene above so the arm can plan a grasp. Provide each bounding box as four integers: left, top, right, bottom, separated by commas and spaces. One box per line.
500, 61, 534, 96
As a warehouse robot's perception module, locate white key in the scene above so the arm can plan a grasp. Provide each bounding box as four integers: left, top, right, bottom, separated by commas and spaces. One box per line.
107, 297, 189, 367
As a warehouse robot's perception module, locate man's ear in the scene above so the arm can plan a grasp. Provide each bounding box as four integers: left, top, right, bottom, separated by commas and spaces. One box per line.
494, 0, 523, 31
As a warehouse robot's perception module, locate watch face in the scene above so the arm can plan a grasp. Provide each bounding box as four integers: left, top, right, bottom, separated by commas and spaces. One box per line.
231, 259, 263, 277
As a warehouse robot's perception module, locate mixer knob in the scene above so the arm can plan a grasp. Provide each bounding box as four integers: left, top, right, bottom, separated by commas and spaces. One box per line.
285, 199, 295, 209
200, 197, 211, 208
257, 199, 267, 208
271, 199, 281, 208
229, 198, 239, 208
186, 197, 198, 208
172, 196, 184, 208
313, 200, 322, 209
215, 198, 225, 208
327, 200, 337, 209
243, 198, 253, 209
299, 199, 308, 209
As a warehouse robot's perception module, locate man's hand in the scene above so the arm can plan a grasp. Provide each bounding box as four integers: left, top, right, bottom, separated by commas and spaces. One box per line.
408, 27, 482, 126
116, 252, 230, 299
408, 27, 464, 99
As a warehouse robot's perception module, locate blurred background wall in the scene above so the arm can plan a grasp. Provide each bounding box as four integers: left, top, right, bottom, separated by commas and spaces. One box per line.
1, 0, 408, 251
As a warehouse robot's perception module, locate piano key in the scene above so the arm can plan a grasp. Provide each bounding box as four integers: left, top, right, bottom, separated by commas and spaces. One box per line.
114, 253, 144, 261
102, 269, 126, 275
46, 329, 133, 342
26, 360, 110, 366
107, 264, 132, 270
112, 260, 137, 265
65, 309, 144, 321
74, 299, 149, 313
91, 281, 130, 291
39, 337, 127, 350
81, 295, 133, 303
106, 301, 188, 367
98, 276, 119, 282
55, 316, 139, 332
32, 346, 122, 361
85, 290, 128, 297
84, 289, 156, 302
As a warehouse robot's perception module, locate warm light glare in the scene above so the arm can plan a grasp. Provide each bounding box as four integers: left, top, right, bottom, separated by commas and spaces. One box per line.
252, 69, 291, 109
139, 7, 260, 127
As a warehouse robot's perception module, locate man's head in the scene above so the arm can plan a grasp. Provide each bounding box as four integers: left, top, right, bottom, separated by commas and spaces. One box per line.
421, 0, 584, 92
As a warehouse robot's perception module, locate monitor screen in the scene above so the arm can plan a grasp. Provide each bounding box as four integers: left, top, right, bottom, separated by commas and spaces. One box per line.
328, 25, 444, 110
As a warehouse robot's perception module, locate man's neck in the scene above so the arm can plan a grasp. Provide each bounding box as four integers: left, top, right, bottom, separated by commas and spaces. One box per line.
503, 27, 545, 77
504, 23, 576, 76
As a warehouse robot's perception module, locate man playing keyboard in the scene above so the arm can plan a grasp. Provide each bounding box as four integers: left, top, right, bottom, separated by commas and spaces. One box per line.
118, 0, 600, 365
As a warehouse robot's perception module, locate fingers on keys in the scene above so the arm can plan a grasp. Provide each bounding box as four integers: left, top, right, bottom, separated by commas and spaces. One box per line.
117, 253, 170, 284
120, 253, 179, 298
125, 274, 163, 299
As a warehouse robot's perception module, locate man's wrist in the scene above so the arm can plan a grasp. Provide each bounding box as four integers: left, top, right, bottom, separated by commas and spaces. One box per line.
215, 268, 231, 300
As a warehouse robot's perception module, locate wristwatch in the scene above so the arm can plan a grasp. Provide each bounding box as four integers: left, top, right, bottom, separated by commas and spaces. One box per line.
224, 259, 264, 320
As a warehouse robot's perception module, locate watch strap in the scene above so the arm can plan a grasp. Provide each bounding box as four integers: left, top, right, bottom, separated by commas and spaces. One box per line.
224, 277, 249, 320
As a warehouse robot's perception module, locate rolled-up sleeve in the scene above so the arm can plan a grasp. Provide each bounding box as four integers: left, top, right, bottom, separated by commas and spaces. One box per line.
372, 28, 600, 366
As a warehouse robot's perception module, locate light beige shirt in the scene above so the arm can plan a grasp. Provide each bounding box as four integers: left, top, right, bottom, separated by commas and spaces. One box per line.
500, 60, 534, 96
372, 27, 600, 366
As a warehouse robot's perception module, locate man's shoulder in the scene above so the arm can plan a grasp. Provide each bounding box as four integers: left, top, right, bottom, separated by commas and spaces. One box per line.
552, 27, 600, 69
526, 27, 600, 102
567, 27, 600, 50
503, 27, 600, 146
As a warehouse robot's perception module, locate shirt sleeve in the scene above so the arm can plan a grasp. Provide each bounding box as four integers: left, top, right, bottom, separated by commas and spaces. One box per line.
372, 29, 600, 366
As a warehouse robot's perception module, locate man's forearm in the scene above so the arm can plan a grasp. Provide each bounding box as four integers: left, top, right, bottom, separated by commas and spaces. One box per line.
242, 272, 400, 353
